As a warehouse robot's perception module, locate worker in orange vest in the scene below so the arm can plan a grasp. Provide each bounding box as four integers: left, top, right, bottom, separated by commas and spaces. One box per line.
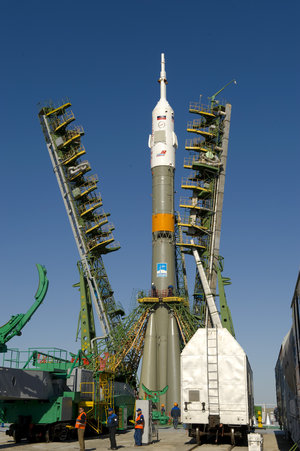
134, 408, 144, 446
75, 407, 87, 451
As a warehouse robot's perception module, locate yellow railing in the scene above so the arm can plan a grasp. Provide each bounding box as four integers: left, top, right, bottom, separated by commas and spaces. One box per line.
181, 177, 210, 190
61, 144, 86, 164
177, 236, 207, 248
52, 109, 75, 131
78, 196, 102, 215
179, 197, 212, 210
67, 125, 84, 136
177, 213, 202, 228
84, 214, 109, 233
189, 101, 213, 114
187, 120, 215, 135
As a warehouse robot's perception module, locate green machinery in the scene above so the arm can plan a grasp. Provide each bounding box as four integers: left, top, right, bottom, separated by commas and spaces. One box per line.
1, 347, 89, 442
0, 264, 49, 353
0, 265, 96, 442
142, 384, 169, 425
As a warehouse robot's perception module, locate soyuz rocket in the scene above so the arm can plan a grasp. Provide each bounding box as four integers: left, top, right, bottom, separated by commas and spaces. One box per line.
140, 54, 181, 411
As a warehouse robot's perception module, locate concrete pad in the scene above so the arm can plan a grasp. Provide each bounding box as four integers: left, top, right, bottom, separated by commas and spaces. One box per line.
0, 426, 294, 451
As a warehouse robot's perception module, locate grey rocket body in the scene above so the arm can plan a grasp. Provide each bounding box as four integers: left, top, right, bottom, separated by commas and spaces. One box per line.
140, 54, 181, 412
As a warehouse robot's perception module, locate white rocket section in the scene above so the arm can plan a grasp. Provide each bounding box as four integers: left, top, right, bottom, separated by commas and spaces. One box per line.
149, 53, 178, 169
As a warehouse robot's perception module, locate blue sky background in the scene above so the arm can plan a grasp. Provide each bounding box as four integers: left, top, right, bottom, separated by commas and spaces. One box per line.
0, 0, 299, 405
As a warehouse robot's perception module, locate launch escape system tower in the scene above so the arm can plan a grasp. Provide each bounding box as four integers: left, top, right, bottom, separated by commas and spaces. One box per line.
38, 54, 234, 414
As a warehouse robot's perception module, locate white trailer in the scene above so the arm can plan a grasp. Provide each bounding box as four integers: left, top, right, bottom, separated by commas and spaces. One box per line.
181, 327, 254, 445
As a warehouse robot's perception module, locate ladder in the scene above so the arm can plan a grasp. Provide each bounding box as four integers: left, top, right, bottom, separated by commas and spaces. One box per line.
207, 328, 220, 423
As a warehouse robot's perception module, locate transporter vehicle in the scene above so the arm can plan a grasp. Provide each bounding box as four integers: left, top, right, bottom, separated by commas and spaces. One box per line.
181, 247, 254, 445
181, 327, 254, 445
275, 272, 300, 445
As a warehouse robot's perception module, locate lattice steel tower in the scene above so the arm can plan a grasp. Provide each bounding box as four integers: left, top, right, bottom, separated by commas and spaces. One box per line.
178, 83, 234, 327
38, 100, 123, 344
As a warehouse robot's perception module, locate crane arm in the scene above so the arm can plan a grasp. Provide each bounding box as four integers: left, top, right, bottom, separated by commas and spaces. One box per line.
191, 243, 222, 328
209, 79, 237, 107
0, 264, 49, 352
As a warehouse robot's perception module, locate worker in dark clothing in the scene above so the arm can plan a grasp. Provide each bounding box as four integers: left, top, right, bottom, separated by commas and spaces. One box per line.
171, 403, 181, 429
168, 285, 174, 296
75, 407, 86, 451
107, 407, 118, 450
160, 403, 166, 416
134, 408, 144, 446
151, 283, 157, 297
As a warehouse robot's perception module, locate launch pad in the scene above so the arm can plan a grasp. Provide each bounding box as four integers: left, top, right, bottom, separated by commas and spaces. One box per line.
0, 53, 240, 442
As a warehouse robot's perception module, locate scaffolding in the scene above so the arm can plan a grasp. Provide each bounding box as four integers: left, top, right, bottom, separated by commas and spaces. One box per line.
38, 99, 123, 345
178, 95, 232, 325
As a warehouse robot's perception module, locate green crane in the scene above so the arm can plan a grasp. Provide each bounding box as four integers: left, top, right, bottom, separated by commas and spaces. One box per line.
208, 79, 237, 108
0, 264, 49, 352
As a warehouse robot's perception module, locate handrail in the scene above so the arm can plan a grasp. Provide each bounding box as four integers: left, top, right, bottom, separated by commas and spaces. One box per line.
181, 177, 211, 190
78, 195, 102, 214
51, 109, 75, 131
185, 137, 205, 146
187, 120, 216, 135
179, 197, 212, 210
84, 215, 109, 232
177, 236, 207, 247
61, 144, 86, 163
177, 213, 202, 228
189, 101, 213, 114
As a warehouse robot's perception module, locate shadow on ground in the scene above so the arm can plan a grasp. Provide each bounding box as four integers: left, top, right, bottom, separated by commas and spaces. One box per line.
274, 430, 294, 451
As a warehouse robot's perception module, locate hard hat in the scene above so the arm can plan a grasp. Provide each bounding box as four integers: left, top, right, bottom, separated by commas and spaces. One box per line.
108, 407, 113, 412
161, 404, 165, 407
137, 408, 142, 412
174, 402, 178, 406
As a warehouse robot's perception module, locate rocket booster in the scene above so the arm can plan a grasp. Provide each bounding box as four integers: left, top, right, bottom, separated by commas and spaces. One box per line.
149, 53, 178, 293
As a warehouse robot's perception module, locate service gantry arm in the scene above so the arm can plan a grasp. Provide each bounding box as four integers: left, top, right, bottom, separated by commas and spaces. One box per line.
177, 83, 235, 329
38, 100, 123, 344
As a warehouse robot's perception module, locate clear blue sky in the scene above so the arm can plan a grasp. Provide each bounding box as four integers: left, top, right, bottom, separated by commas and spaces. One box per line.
0, 0, 299, 405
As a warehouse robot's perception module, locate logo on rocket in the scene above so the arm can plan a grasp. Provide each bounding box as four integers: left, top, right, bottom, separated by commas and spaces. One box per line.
157, 263, 167, 277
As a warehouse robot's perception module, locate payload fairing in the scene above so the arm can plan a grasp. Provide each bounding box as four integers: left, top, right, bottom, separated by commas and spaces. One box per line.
140, 54, 181, 411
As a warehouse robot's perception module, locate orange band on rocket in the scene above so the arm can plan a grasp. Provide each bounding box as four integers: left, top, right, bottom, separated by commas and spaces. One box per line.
152, 213, 174, 233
